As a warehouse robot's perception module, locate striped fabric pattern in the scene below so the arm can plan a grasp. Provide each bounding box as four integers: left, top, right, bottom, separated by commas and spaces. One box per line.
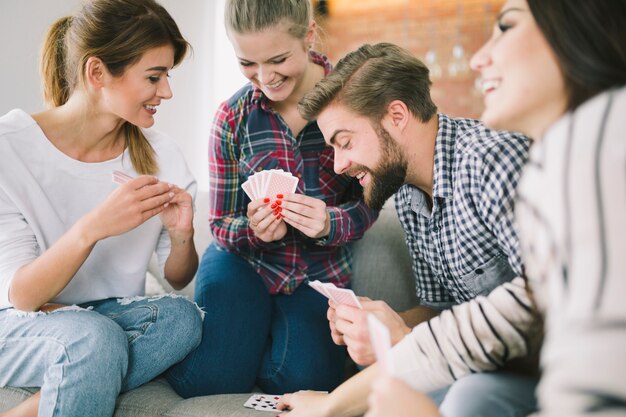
518, 86, 626, 417
206, 51, 378, 294
392, 88, 626, 415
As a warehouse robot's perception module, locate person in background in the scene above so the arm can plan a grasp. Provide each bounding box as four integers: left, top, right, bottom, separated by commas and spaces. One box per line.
0, 1, 203, 417
278, 41, 539, 417
166, 0, 377, 397
365, 0, 626, 416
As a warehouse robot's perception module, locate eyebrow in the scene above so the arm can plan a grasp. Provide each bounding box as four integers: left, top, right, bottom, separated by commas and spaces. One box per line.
328, 129, 351, 146
497, 7, 525, 20
238, 52, 290, 64
145, 66, 169, 72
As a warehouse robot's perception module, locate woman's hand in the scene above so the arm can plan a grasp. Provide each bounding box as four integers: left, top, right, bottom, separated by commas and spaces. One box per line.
279, 193, 330, 239
277, 391, 333, 417
247, 197, 287, 242
87, 175, 175, 241
159, 185, 194, 238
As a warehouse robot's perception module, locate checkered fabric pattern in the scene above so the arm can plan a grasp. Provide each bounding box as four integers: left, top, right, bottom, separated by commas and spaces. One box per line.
395, 114, 530, 306
207, 51, 378, 295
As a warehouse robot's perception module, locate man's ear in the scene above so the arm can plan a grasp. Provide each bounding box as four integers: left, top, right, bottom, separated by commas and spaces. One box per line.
383, 100, 410, 131
85, 56, 106, 89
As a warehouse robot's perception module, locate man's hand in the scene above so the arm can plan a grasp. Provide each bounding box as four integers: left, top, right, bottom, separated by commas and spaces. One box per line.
328, 298, 411, 366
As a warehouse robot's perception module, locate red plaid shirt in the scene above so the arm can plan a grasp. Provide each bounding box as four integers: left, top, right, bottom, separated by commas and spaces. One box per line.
207, 51, 378, 294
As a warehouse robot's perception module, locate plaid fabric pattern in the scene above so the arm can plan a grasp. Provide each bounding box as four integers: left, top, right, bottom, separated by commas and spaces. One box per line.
395, 114, 530, 306
207, 51, 378, 295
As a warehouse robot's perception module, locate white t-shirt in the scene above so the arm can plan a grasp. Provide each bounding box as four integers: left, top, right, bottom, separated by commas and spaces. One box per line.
0, 109, 196, 309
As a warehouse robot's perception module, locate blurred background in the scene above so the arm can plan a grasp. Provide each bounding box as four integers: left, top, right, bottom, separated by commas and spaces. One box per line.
0, 0, 503, 191
312, 0, 504, 118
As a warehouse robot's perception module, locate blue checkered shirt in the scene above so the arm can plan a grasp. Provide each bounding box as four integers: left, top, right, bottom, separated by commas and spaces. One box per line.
395, 114, 530, 308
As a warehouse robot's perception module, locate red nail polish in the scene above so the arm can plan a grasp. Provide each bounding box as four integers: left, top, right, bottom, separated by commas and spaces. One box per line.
274, 208, 281, 215
271, 203, 277, 209
276, 194, 284, 199
275, 200, 282, 205
263, 198, 270, 203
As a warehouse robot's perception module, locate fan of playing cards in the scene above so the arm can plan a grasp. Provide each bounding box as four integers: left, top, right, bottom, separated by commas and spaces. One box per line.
241, 169, 299, 201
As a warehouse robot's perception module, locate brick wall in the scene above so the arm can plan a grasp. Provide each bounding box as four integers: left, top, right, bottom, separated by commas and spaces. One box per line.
313, 0, 504, 119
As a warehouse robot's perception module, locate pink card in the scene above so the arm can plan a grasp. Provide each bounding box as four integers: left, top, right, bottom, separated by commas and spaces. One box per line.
112, 170, 133, 185
264, 170, 298, 199
242, 179, 255, 200
325, 286, 362, 309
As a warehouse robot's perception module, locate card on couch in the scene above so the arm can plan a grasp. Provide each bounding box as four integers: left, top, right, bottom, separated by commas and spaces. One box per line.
243, 394, 282, 412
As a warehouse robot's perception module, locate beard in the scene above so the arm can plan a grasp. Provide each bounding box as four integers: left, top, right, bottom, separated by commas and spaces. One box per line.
361, 124, 407, 211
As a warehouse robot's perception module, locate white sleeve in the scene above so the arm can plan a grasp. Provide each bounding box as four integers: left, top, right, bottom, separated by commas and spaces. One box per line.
0, 187, 39, 309
391, 277, 540, 392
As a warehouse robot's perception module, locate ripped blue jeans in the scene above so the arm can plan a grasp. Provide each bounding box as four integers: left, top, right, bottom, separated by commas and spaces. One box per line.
0, 295, 202, 417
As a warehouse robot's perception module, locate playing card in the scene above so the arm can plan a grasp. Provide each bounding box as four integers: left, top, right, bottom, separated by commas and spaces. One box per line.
241, 179, 255, 200
367, 314, 394, 374
263, 169, 299, 199
307, 280, 362, 308
308, 280, 333, 299
243, 394, 282, 412
325, 286, 363, 309
112, 170, 133, 185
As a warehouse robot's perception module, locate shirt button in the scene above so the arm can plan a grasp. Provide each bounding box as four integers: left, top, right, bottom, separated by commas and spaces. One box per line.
475, 268, 484, 275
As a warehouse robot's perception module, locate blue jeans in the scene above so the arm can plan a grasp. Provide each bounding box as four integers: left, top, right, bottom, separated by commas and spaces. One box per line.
167, 244, 347, 396
0, 295, 202, 417
428, 371, 538, 417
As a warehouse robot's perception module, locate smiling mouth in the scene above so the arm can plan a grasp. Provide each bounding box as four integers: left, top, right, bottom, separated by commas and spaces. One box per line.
264, 77, 286, 89
480, 79, 501, 95
144, 104, 157, 111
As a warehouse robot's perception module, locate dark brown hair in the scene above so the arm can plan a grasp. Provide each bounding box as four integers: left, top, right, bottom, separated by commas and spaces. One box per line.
528, 0, 626, 110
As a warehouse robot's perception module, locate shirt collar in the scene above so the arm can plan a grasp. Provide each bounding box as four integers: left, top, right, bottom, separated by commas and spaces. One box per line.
252, 50, 332, 112
431, 113, 457, 200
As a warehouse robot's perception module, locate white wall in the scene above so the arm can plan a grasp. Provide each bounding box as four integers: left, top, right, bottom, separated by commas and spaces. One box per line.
0, 0, 246, 191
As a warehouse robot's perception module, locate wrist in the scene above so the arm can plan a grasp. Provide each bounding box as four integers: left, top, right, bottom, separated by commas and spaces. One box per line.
169, 228, 194, 246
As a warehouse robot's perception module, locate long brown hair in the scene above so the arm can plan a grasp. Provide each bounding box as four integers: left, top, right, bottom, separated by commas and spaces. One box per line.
40, 0, 190, 174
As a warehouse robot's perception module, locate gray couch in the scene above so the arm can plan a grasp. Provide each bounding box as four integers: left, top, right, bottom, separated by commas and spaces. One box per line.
0, 192, 417, 416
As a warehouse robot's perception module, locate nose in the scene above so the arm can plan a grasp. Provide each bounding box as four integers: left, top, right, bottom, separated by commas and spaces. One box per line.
470, 38, 493, 72
333, 148, 350, 175
158, 77, 173, 100
257, 65, 274, 85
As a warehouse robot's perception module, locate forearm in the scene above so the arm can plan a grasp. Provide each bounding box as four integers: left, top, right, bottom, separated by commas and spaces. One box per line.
163, 231, 198, 290
399, 305, 440, 329
392, 277, 539, 393
323, 199, 378, 246
10, 216, 97, 311
327, 364, 378, 417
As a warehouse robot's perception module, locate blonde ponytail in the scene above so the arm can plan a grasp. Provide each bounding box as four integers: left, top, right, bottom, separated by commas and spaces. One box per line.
125, 123, 158, 175
40, 16, 73, 108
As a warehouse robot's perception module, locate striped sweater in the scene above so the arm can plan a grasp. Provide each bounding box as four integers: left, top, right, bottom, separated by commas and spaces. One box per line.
391, 86, 626, 416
